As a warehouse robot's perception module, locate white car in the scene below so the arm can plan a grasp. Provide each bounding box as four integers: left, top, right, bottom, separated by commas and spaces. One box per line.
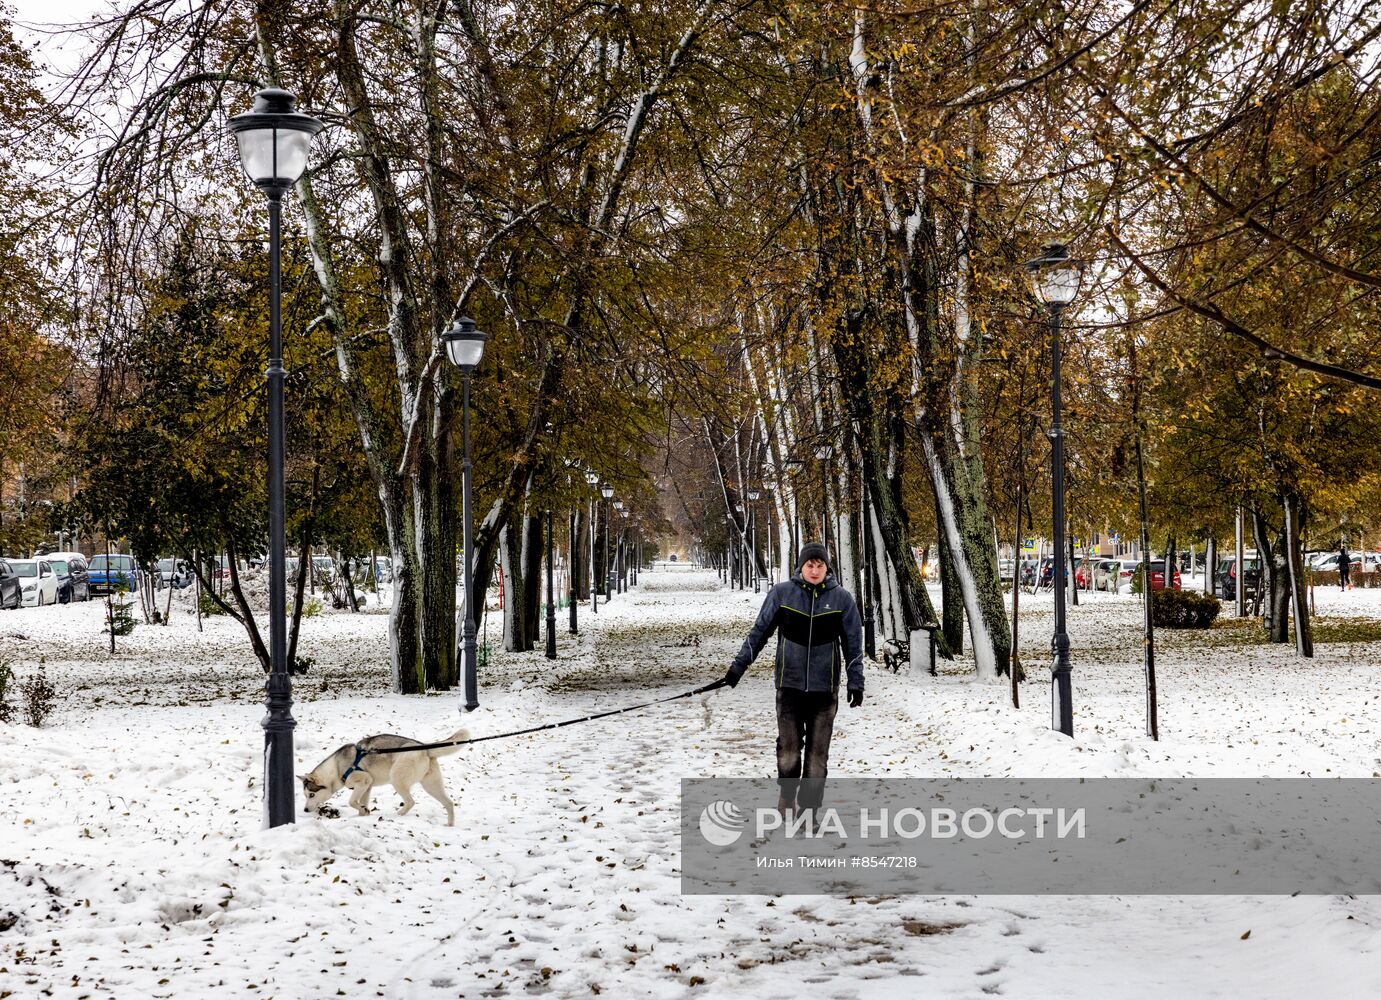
11, 558, 59, 607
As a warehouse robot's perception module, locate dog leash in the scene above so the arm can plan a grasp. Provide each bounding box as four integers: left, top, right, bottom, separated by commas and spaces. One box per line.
359, 678, 729, 757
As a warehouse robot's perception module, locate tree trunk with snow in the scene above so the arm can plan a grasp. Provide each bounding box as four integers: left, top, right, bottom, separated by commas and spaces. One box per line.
1252, 507, 1291, 643
1282, 492, 1313, 657
523, 513, 543, 648
500, 518, 531, 653
936, 495, 965, 655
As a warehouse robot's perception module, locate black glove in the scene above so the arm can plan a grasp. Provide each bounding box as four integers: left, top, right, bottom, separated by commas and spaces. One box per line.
723, 668, 740, 689
847, 687, 863, 708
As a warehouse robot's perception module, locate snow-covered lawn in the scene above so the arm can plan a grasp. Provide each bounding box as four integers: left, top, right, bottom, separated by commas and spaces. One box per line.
2, 571, 1379, 998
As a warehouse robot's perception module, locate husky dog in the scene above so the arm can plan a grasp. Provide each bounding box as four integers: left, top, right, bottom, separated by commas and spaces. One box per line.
300, 729, 468, 826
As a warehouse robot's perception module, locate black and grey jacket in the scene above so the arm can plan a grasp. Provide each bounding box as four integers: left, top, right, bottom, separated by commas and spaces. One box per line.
727, 571, 864, 693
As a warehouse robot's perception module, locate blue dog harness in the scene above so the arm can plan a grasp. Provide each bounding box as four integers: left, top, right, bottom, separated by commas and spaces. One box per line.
340, 744, 369, 783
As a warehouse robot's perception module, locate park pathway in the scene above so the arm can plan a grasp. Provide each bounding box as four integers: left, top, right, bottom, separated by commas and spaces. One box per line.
387, 566, 1050, 999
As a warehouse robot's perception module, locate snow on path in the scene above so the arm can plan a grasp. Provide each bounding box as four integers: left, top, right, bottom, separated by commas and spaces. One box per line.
0, 570, 1378, 998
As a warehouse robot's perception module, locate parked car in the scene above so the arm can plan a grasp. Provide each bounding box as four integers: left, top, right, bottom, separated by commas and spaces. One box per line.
1216, 555, 1261, 601
89, 553, 141, 596
1018, 558, 1039, 587
157, 557, 194, 589
213, 555, 251, 582
311, 555, 337, 585
347, 556, 389, 586
1113, 559, 1141, 592
1312, 551, 1380, 575
42, 551, 92, 603
1037, 557, 1066, 588
1091, 558, 1122, 592
1069, 556, 1092, 588
0, 558, 21, 609
47, 555, 90, 603
1137, 560, 1182, 591
11, 558, 59, 606
997, 558, 1016, 583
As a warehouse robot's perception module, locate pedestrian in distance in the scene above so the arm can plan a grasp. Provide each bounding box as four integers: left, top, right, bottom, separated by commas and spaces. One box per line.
721, 541, 864, 822
1340, 544, 1352, 591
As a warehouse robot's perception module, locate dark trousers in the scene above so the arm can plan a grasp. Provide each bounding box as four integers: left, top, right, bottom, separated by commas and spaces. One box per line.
1341, 566, 1351, 590
776, 688, 838, 811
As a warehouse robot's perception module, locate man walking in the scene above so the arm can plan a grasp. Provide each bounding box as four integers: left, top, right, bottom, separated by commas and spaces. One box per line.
722, 542, 864, 819
1340, 545, 1352, 591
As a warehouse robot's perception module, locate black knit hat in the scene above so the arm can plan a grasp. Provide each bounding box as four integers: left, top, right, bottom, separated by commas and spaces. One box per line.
796, 542, 830, 573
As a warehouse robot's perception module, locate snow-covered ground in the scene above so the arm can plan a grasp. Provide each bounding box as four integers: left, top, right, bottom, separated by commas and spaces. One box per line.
2, 570, 1379, 998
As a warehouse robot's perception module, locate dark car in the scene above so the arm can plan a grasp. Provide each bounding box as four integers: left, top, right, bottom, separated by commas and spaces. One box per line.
47, 556, 91, 603
89, 553, 141, 596
0, 558, 20, 609
1216, 556, 1262, 601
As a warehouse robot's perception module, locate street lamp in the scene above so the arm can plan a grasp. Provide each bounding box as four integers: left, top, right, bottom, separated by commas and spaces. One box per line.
544, 509, 557, 659
585, 471, 600, 613
600, 484, 614, 598
613, 502, 625, 593
567, 475, 579, 635
815, 443, 834, 557
1025, 240, 1084, 738
860, 485, 876, 659
735, 503, 746, 590
619, 509, 630, 592
227, 86, 322, 829
443, 316, 490, 712
747, 488, 761, 592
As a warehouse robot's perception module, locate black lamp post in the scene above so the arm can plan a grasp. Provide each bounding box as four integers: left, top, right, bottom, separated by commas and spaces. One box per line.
735, 503, 746, 589
227, 87, 322, 829
585, 472, 600, 613
747, 488, 761, 592
724, 508, 733, 585
443, 317, 490, 712
600, 484, 614, 598
545, 509, 557, 659
619, 509, 630, 591
860, 484, 876, 659
815, 444, 834, 556
1025, 241, 1084, 738
568, 503, 579, 634
613, 501, 625, 593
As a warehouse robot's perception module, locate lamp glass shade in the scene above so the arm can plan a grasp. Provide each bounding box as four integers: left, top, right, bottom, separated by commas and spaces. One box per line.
613, 501, 624, 510
443, 317, 489, 371
1033, 266, 1082, 306
747, 490, 759, 501
227, 89, 323, 189
585, 472, 600, 486
1024, 243, 1084, 307
601, 485, 614, 499
234, 127, 312, 187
